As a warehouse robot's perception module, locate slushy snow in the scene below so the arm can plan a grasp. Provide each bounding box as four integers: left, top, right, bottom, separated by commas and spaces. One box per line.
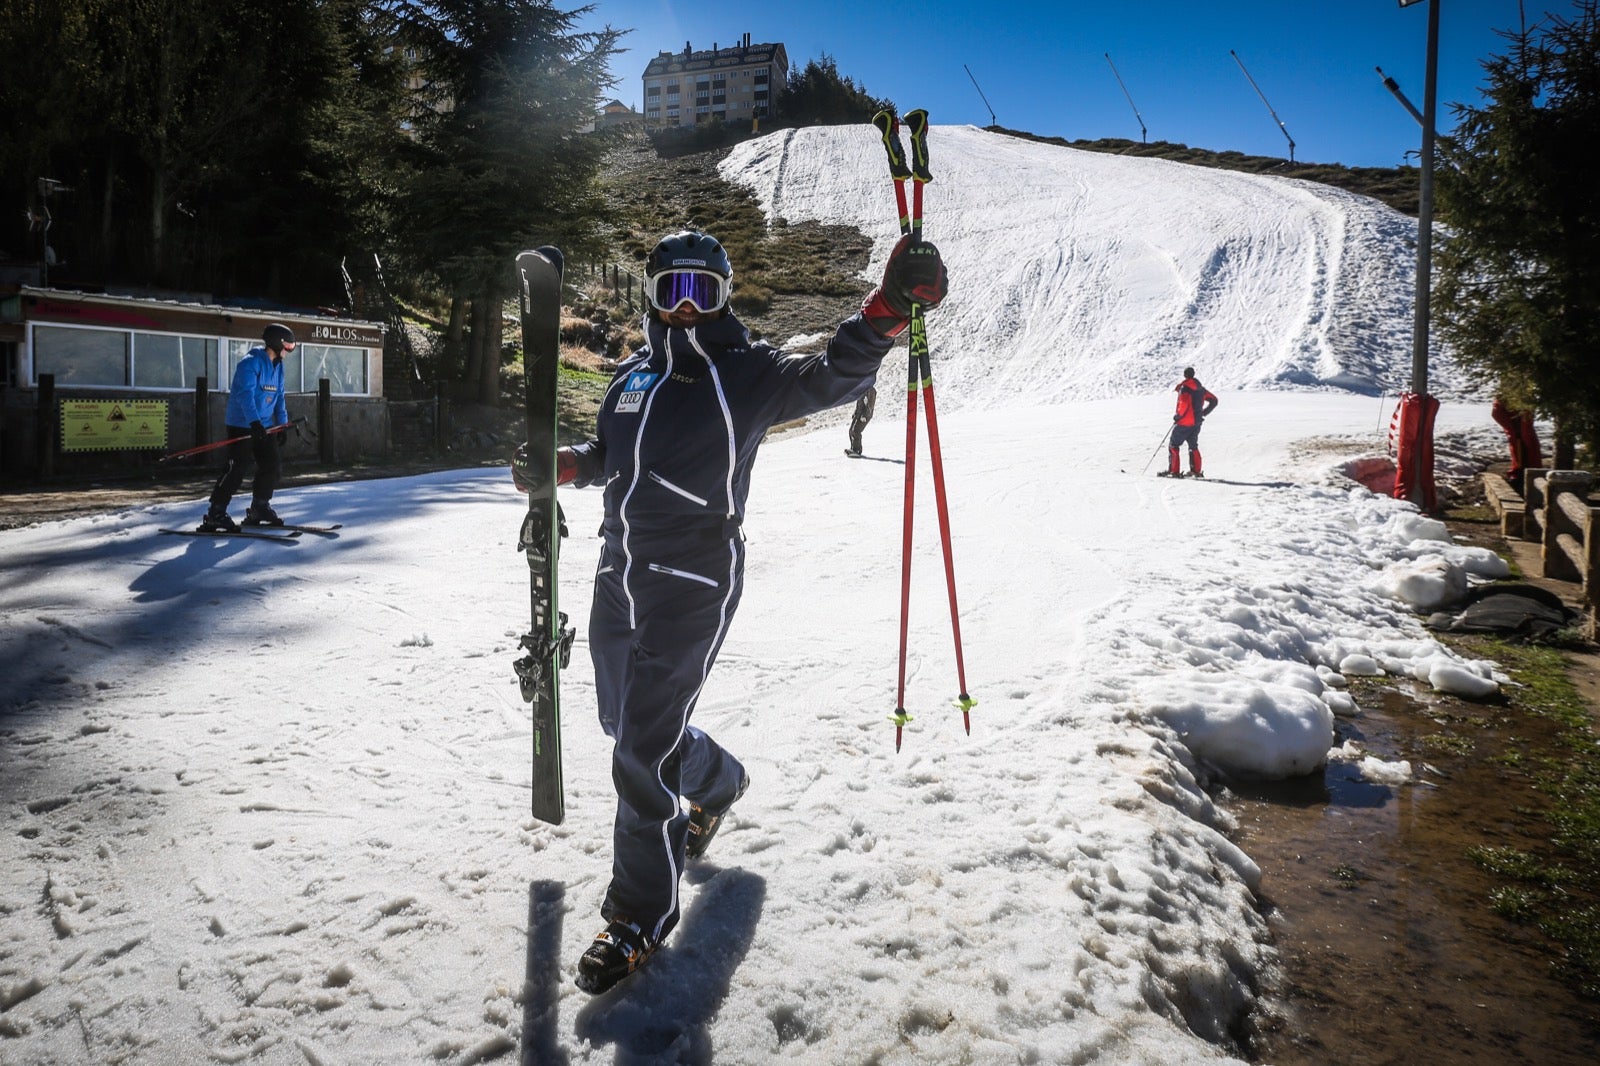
2, 126, 1522, 1063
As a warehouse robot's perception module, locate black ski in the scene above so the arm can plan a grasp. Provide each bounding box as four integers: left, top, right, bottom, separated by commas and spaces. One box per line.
159, 527, 302, 543
245, 522, 343, 535
514, 246, 575, 826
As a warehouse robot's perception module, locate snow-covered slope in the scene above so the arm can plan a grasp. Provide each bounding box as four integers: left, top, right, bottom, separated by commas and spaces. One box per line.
0, 125, 1513, 1065
723, 125, 1467, 405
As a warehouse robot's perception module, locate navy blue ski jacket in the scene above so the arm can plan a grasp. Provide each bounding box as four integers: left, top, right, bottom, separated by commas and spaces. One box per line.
568, 310, 892, 552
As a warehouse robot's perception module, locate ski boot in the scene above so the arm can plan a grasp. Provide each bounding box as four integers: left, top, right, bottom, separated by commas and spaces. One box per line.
200, 510, 239, 533
686, 771, 749, 860
576, 917, 657, 994
244, 502, 284, 527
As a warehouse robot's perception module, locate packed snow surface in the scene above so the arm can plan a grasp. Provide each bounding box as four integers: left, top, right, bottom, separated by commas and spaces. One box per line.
2, 126, 1514, 1063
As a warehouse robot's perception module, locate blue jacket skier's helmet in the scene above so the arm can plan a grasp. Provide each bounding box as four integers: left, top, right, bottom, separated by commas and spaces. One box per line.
262, 323, 296, 352
645, 231, 733, 315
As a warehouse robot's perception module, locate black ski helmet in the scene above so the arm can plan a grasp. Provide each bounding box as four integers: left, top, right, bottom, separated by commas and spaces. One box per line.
645, 231, 732, 281
263, 323, 296, 351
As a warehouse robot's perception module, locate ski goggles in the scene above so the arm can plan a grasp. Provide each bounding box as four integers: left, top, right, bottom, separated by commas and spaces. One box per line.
648, 269, 730, 314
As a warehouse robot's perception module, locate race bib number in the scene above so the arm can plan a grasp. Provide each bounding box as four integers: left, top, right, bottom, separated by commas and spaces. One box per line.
615, 371, 658, 414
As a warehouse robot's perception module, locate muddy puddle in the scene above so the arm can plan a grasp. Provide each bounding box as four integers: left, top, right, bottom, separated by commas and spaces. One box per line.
1223, 683, 1600, 1064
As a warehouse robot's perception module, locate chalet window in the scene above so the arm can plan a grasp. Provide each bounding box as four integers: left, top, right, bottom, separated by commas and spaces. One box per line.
33, 326, 126, 386
133, 332, 217, 389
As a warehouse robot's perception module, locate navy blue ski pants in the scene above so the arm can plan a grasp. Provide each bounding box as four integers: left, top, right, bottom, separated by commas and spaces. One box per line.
588, 532, 748, 943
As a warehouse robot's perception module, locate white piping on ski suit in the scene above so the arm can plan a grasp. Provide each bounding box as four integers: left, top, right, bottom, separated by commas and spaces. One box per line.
624, 324, 742, 943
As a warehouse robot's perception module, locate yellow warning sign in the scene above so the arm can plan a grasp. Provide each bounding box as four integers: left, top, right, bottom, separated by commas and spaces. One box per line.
60, 400, 170, 452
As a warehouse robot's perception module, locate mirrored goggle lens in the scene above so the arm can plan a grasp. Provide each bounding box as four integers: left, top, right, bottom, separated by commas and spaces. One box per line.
651, 270, 726, 313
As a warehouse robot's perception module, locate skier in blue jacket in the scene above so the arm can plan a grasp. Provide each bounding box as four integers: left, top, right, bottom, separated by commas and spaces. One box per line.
202, 323, 292, 531
513, 229, 948, 994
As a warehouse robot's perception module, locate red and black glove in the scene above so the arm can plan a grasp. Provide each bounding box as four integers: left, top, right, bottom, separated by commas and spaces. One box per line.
511, 442, 577, 494
861, 235, 949, 338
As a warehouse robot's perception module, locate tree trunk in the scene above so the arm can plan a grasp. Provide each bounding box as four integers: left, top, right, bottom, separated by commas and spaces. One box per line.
462, 295, 485, 399
1554, 422, 1577, 470
149, 166, 166, 283
443, 294, 466, 381
477, 276, 504, 407
101, 148, 117, 267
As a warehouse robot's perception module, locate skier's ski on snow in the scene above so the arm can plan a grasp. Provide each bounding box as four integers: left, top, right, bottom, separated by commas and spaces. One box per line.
514, 246, 575, 826
244, 522, 343, 534
159, 527, 302, 543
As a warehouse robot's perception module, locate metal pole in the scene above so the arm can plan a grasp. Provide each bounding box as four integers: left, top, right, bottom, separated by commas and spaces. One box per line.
1105, 54, 1148, 142
1375, 65, 1427, 128
1410, 0, 1439, 404
1230, 50, 1297, 162
963, 64, 998, 126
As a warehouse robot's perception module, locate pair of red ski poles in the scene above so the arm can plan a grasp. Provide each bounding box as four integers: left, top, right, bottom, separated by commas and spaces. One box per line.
156, 416, 309, 463
870, 108, 974, 751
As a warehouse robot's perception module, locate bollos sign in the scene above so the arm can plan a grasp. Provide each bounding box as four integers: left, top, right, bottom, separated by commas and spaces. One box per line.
308, 322, 384, 346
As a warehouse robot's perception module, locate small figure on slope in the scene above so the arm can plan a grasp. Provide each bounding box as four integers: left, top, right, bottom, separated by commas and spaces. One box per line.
1160, 366, 1218, 478
846, 385, 876, 456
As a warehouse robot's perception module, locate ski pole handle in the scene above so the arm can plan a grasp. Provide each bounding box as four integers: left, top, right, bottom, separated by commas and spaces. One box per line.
871, 109, 911, 180
904, 109, 932, 184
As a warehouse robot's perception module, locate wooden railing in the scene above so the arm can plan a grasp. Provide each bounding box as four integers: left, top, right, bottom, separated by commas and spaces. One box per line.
1485, 469, 1600, 627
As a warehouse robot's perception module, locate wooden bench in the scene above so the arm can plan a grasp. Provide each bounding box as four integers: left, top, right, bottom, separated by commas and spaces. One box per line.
1481, 471, 1525, 537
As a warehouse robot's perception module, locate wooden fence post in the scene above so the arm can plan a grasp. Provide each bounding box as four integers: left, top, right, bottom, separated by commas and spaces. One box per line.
318, 378, 333, 465
1541, 471, 1593, 582
193, 376, 209, 455
1585, 507, 1600, 640
36, 373, 54, 479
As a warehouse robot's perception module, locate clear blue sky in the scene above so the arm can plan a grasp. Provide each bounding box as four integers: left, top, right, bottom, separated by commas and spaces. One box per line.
577, 0, 1570, 169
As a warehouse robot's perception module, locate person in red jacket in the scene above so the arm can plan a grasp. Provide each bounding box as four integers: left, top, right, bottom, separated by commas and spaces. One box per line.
1490, 395, 1543, 491
1161, 367, 1218, 478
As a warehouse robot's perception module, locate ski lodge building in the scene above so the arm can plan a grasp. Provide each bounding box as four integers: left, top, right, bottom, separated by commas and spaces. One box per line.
0, 285, 388, 479
641, 33, 787, 128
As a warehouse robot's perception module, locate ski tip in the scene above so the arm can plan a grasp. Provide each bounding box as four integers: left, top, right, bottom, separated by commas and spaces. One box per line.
533, 245, 564, 272
518, 246, 564, 274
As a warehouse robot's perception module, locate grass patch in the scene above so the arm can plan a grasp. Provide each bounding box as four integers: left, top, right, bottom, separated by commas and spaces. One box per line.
1459, 638, 1600, 999
1419, 733, 1477, 755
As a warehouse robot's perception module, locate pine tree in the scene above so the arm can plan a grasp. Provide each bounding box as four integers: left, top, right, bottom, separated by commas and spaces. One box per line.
1434, 1, 1600, 460
384, 0, 622, 405
777, 55, 893, 126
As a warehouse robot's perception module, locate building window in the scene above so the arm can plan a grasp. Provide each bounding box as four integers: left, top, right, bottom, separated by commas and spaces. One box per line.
33, 325, 126, 386
133, 332, 218, 389
302, 344, 367, 395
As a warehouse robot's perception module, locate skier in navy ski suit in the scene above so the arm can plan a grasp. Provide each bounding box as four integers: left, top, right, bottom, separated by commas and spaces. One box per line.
514, 230, 948, 994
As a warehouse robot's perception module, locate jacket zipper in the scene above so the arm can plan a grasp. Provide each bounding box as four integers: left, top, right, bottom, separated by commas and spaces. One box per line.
647, 471, 710, 507
647, 562, 718, 588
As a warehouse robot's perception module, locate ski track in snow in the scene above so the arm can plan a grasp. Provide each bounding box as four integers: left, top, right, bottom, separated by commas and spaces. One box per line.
0, 126, 1513, 1064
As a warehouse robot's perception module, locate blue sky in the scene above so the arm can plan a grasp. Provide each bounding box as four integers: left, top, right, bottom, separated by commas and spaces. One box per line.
577, 0, 1568, 169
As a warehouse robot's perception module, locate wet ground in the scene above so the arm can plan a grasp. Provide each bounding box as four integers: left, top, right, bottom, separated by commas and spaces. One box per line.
1233, 682, 1600, 1064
